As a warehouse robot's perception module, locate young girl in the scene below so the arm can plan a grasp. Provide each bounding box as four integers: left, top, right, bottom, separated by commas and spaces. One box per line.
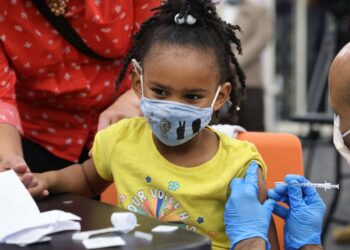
30, 1, 279, 249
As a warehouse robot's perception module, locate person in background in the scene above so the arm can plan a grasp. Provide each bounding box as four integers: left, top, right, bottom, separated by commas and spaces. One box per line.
217, 0, 273, 131
328, 42, 350, 243
0, 0, 159, 186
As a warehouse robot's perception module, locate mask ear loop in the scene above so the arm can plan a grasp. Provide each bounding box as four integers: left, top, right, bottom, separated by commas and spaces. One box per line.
210, 85, 222, 108
131, 59, 144, 96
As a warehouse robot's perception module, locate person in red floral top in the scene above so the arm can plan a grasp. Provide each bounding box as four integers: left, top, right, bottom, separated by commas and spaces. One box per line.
0, 0, 160, 186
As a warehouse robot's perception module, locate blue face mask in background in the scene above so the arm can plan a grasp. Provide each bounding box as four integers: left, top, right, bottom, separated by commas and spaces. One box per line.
132, 59, 221, 146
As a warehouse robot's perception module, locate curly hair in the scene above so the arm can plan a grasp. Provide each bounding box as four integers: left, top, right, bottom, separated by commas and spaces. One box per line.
116, 0, 246, 123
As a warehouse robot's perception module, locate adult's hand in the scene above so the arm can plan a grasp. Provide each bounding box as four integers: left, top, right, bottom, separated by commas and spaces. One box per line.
0, 154, 35, 188
224, 161, 275, 250
268, 175, 326, 250
97, 89, 141, 132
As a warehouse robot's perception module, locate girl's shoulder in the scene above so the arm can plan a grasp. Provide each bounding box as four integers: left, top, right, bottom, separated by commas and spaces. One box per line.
97, 117, 149, 141
208, 125, 258, 153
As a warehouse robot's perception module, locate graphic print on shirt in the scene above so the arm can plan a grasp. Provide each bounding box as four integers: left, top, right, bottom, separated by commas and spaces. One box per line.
117, 178, 215, 235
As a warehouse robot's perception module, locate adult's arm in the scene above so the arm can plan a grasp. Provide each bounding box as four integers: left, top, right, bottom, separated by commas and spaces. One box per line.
0, 43, 34, 186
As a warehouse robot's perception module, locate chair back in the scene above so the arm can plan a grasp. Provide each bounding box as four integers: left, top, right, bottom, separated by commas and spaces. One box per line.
237, 131, 304, 250
101, 184, 117, 206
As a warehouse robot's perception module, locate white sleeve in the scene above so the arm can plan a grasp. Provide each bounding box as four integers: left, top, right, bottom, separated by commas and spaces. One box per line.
333, 116, 350, 166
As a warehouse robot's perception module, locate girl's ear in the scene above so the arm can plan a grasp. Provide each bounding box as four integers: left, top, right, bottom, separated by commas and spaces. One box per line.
131, 70, 142, 99
213, 82, 231, 111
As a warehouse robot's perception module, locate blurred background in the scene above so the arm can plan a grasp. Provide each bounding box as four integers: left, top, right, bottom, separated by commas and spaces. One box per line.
217, 0, 350, 249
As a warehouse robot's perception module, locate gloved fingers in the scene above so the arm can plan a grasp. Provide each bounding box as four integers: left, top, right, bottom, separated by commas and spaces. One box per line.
285, 175, 321, 203
272, 203, 289, 219
273, 182, 288, 195
267, 189, 289, 204
285, 174, 308, 183
267, 188, 282, 200
244, 161, 258, 184
229, 178, 243, 190
302, 186, 320, 203
263, 198, 276, 213
298, 181, 320, 205
287, 180, 304, 208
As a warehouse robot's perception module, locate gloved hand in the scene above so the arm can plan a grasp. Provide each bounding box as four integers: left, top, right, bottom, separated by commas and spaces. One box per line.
224, 161, 275, 250
268, 175, 326, 250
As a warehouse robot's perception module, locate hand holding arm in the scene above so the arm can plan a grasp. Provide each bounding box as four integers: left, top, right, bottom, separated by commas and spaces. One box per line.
224, 161, 276, 250
97, 89, 141, 131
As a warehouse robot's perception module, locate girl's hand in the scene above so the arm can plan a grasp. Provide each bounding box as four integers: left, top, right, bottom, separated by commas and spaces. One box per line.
28, 173, 49, 199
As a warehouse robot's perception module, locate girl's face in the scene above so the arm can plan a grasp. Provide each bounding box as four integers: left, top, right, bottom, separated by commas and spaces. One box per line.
132, 44, 231, 111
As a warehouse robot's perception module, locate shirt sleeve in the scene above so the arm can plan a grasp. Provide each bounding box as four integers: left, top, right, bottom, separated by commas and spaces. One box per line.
92, 121, 126, 181
0, 43, 22, 133
93, 130, 113, 181
235, 142, 268, 180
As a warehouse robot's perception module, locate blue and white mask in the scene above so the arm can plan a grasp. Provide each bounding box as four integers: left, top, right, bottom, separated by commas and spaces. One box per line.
132, 59, 221, 146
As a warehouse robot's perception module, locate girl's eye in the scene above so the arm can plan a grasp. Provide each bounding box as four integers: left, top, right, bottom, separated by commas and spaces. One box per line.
185, 94, 203, 100
151, 88, 167, 96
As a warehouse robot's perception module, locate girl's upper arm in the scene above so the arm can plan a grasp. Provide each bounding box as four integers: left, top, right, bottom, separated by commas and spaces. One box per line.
82, 159, 113, 196
256, 166, 268, 203
256, 166, 280, 250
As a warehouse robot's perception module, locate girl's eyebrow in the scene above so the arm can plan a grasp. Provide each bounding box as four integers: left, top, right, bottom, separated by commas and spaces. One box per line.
149, 81, 208, 93
149, 81, 169, 89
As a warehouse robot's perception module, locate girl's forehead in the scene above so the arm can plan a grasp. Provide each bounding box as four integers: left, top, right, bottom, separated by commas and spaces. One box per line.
143, 45, 221, 86
144, 44, 217, 65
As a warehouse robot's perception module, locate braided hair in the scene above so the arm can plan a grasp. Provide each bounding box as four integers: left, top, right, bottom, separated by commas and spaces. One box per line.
116, 0, 246, 123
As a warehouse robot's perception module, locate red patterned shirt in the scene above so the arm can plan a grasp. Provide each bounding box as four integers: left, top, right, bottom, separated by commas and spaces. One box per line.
0, 0, 159, 162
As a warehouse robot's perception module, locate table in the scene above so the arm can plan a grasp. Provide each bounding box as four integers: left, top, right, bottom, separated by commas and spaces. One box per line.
0, 194, 211, 250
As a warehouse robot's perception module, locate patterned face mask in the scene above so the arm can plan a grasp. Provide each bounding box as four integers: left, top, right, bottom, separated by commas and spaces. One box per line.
132, 59, 221, 146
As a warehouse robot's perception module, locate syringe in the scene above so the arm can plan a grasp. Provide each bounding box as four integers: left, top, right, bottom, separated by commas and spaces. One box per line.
275, 181, 340, 192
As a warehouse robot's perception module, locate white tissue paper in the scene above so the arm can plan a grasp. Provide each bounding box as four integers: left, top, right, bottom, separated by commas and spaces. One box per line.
0, 170, 81, 246
110, 212, 137, 234
72, 212, 137, 242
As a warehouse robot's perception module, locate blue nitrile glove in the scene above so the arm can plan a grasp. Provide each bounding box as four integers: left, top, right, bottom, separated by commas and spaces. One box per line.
268, 175, 326, 250
224, 161, 275, 250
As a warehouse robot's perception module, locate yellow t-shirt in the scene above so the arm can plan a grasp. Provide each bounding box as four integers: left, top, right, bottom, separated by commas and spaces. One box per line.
93, 117, 267, 250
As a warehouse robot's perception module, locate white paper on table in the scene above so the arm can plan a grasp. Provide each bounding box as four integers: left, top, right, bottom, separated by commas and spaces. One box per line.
82, 236, 126, 249
0, 169, 40, 223
0, 170, 81, 246
151, 225, 179, 233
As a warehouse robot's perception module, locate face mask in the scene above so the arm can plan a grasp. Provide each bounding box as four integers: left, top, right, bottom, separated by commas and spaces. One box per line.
132, 59, 221, 146
333, 115, 350, 166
